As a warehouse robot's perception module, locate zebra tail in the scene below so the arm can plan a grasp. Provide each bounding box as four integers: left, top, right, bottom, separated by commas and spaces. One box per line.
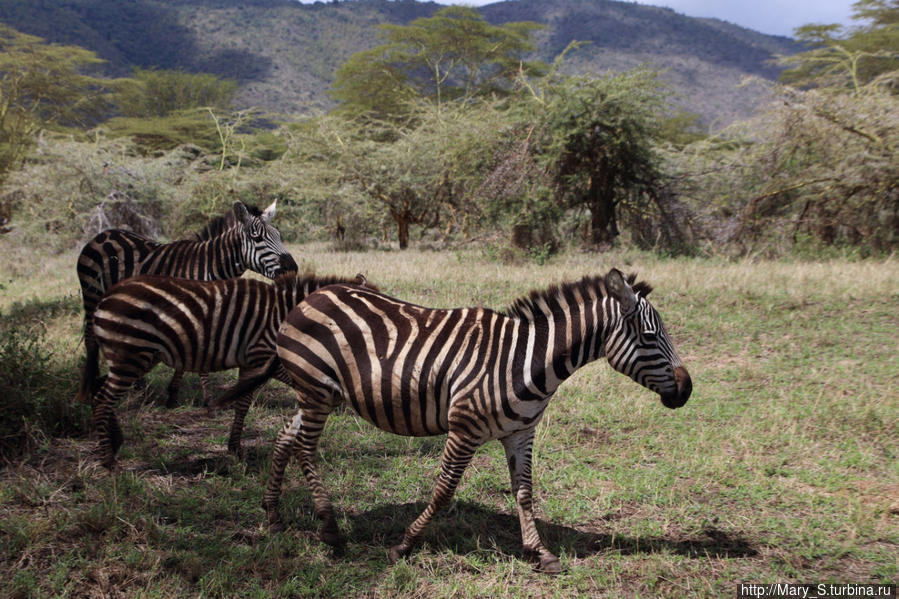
210, 356, 280, 408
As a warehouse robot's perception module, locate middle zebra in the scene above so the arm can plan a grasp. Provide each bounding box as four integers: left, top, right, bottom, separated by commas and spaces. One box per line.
82, 272, 373, 469
265, 268, 692, 573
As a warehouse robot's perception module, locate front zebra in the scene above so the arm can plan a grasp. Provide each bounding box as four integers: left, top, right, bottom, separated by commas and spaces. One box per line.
86, 273, 367, 469
268, 268, 691, 573
76, 200, 298, 408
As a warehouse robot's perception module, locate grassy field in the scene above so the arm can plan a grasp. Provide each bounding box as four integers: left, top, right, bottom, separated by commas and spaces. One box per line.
1, 243, 897, 598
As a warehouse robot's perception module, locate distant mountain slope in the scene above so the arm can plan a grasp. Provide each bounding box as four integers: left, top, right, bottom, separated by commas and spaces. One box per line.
0, 0, 801, 127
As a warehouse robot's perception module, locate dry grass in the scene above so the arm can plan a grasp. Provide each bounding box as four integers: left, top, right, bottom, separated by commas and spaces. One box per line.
1, 243, 897, 598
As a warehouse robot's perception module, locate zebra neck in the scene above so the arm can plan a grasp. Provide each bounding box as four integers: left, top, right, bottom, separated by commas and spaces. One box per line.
206, 228, 246, 279
514, 294, 606, 398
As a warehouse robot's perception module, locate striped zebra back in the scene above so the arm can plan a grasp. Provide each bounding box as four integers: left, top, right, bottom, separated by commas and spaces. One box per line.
276, 269, 691, 438
92, 272, 372, 375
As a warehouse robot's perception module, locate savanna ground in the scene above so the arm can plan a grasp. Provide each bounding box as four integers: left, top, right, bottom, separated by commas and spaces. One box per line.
1, 243, 897, 598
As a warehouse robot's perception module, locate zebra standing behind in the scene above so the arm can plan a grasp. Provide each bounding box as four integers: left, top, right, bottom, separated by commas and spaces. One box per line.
81, 272, 373, 470
266, 268, 691, 573
76, 200, 298, 407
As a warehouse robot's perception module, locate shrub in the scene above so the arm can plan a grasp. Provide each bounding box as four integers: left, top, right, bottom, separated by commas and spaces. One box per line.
0, 315, 90, 461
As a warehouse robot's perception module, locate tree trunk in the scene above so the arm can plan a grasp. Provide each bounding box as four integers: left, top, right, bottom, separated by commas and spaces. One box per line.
589, 183, 618, 247
394, 211, 410, 249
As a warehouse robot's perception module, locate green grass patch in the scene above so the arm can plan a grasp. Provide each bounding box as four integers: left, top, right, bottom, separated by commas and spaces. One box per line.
0, 245, 896, 597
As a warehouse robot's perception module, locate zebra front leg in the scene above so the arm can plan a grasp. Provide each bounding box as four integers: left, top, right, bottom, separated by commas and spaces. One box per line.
199, 373, 211, 406
501, 428, 561, 574
165, 370, 184, 408
388, 432, 478, 563
227, 393, 253, 457
226, 366, 272, 456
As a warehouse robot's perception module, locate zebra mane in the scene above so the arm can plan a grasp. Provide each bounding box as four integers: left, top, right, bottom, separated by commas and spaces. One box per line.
192, 204, 263, 241
503, 272, 652, 319
273, 272, 379, 292
626, 273, 653, 298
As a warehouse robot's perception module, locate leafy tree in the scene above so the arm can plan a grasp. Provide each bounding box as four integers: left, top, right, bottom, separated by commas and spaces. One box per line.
330, 6, 544, 117
779, 0, 899, 92
114, 68, 238, 118
282, 100, 511, 249
527, 68, 669, 247
0, 24, 111, 181
664, 75, 899, 256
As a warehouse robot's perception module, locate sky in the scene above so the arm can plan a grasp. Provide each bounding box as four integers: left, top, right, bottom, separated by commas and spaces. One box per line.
427, 0, 858, 38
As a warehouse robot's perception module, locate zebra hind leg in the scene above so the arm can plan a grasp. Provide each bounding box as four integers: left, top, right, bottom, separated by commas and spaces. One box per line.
388, 431, 479, 563
501, 428, 561, 574
262, 402, 342, 547
294, 407, 341, 547
262, 408, 304, 532
90, 371, 135, 470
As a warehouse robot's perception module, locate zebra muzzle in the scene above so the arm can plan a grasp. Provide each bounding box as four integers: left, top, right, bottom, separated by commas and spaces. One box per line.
276, 253, 299, 275
660, 366, 691, 409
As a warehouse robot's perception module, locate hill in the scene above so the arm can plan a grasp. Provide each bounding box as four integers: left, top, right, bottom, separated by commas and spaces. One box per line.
0, 0, 801, 127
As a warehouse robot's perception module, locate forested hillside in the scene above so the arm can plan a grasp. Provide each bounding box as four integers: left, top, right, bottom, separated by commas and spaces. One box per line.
0, 0, 799, 125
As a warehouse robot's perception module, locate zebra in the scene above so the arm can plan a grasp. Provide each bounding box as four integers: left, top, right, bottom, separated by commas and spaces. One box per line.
264, 268, 691, 573
76, 200, 298, 408
82, 272, 373, 470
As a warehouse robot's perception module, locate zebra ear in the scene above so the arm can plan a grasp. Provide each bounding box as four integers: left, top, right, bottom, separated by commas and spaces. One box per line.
606, 268, 637, 314
232, 201, 252, 225
261, 199, 277, 224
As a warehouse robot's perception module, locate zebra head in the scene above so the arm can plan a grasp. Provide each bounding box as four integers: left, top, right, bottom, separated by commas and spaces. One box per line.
603, 269, 692, 409
233, 200, 298, 278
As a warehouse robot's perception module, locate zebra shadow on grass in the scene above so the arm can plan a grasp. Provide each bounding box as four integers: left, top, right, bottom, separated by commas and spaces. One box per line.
341, 500, 758, 564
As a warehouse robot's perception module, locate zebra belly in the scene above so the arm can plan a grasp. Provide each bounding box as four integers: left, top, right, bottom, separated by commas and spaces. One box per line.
342, 380, 450, 438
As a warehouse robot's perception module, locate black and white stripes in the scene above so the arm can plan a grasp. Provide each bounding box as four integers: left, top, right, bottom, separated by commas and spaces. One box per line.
85, 272, 365, 469
75, 200, 297, 407
265, 268, 691, 572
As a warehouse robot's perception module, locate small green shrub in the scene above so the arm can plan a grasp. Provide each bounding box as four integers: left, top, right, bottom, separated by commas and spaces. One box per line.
0, 322, 90, 460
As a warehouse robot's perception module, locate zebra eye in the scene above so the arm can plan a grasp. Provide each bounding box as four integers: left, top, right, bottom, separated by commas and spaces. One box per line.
642, 331, 657, 342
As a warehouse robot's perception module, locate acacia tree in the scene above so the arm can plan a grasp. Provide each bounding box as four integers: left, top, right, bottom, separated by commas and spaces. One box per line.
282, 101, 511, 249
779, 0, 899, 92
315, 6, 545, 248
528, 69, 668, 247
330, 6, 544, 118
0, 25, 111, 182
658, 0, 899, 255
114, 68, 238, 118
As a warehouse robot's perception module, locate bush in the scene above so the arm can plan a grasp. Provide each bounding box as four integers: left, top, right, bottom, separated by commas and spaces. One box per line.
0, 316, 90, 461
665, 79, 899, 256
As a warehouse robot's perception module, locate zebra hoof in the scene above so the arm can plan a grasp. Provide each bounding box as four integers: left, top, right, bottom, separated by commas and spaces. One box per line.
387, 544, 409, 564
227, 441, 244, 459
99, 453, 117, 472
536, 553, 562, 575
318, 525, 342, 547
265, 510, 284, 533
